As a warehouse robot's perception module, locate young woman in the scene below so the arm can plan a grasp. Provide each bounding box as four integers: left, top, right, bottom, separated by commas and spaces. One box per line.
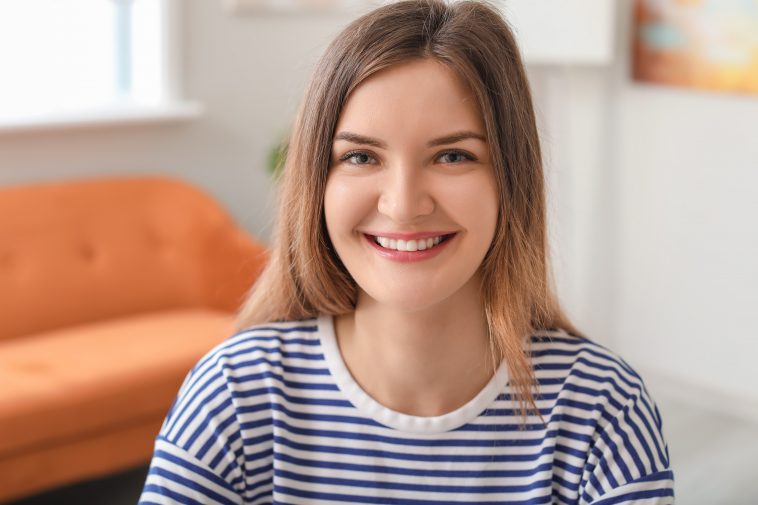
140, 1, 674, 503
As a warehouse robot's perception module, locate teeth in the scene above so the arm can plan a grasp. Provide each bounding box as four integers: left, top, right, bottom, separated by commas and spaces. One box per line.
374, 235, 448, 252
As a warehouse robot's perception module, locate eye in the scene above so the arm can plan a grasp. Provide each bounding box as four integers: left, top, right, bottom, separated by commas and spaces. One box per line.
437, 150, 476, 164
339, 151, 377, 165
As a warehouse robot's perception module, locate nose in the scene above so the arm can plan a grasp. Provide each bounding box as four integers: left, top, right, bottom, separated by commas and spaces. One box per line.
377, 163, 435, 224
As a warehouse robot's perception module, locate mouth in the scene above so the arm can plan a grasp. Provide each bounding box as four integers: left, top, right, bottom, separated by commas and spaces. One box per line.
364, 232, 457, 252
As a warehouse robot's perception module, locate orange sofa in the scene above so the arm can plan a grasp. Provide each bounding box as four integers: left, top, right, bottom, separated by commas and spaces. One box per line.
0, 176, 267, 503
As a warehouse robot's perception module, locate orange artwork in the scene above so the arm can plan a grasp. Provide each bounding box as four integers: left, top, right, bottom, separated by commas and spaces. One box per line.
632, 0, 758, 94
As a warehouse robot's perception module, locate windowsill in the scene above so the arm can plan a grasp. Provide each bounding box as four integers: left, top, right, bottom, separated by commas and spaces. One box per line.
0, 101, 204, 134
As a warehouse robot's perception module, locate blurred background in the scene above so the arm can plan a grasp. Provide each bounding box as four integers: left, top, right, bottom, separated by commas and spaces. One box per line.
0, 0, 756, 503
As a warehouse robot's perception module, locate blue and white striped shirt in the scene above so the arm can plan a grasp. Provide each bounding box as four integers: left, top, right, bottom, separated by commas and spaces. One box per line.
139, 315, 674, 504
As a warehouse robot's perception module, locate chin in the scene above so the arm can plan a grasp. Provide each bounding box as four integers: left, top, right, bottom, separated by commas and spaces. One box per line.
363, 287, 456, 314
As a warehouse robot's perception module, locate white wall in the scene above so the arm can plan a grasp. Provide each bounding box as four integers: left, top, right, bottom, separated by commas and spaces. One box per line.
531, 0, 758, 421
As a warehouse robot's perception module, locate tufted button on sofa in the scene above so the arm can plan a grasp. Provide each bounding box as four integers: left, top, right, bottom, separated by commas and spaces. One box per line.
0, 176, 267, 502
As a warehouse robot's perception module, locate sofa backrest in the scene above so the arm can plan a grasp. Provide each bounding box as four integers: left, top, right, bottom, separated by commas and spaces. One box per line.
0, 176, 267, 341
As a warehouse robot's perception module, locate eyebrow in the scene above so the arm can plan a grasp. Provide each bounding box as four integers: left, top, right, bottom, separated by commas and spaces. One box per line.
333, 130, 487, 149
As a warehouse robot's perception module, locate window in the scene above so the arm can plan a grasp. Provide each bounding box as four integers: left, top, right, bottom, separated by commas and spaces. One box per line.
0, 0, 199, 130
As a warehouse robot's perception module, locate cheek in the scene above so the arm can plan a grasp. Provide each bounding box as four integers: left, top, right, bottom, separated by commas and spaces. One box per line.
441, 174, 500, 235
324, 176, 376, 238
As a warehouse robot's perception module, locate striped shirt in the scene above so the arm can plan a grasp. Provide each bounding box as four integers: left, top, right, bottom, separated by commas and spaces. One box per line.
139, 314, 675, 504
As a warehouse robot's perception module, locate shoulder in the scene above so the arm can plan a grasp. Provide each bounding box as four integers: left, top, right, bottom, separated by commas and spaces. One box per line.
204, 317, 323, 373
529, 329, 654, 407
159, 318, 323, 442
529, 329, 674, 501
143, 319, 324, 502
528, 328, 665, 430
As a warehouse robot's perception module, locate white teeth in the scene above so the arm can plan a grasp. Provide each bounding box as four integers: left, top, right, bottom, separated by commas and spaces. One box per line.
373, 234, 449, 251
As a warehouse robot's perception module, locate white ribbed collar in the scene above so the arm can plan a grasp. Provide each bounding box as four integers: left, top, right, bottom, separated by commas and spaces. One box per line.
317, 313, 510, 434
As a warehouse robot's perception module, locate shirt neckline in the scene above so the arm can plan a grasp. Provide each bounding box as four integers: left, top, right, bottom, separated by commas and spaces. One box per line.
317, 313, 510, 434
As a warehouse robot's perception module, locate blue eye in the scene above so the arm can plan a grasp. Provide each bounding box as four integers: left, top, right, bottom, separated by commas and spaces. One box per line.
438, 150, 475, 163
341, 151, 375, 165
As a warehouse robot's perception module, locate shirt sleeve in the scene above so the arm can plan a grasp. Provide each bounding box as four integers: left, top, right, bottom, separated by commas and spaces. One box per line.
588, 470, 675, 504
139, 437, 243, 505
579, 385, 675, 504
138, 349, 251, 505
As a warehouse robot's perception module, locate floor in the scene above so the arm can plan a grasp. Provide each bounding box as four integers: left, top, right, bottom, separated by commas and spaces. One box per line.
9, 465, 148, 505
9, 391, 758, 504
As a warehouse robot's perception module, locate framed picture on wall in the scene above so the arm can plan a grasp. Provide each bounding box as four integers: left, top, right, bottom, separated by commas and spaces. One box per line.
632, 0, 758, 94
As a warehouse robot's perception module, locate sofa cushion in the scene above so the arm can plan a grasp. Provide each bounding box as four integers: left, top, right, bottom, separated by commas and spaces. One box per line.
0, 308, 235, 456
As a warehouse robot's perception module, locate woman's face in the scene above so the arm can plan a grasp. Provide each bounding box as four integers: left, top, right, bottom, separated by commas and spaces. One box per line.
324, 58, 499, 313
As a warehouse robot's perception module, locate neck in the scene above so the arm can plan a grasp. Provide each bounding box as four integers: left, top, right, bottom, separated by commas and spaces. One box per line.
334, 273, 495, 417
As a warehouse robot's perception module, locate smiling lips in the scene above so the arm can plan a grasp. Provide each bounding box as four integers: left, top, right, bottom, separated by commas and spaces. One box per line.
363, 232, 457, 262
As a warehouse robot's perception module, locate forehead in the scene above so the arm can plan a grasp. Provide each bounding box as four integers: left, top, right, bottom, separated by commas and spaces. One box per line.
334, 58, 485, 139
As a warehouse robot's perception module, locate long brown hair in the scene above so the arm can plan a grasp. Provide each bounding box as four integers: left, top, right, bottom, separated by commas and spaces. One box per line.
237, 0, 581, 426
